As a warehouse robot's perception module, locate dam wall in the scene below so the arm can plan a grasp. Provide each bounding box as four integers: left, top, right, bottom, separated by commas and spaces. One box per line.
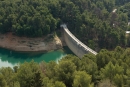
61, 24, 97, 58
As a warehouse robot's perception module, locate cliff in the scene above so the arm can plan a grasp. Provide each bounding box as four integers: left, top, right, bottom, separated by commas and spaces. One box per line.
0, 33, 63, 52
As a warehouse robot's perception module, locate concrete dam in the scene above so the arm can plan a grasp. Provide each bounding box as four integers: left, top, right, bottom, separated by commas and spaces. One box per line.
61, 24, 97, 58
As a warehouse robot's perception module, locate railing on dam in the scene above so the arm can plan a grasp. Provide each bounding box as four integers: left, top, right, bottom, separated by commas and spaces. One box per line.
61, 24, 97, 58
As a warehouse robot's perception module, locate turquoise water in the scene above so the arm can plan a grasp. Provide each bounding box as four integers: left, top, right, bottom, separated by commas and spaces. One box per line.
0, 47, 73, 68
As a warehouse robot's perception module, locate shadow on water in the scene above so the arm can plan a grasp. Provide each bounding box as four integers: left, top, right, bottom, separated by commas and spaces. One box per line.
0, 46, 73, 67
63, 46, 74, 55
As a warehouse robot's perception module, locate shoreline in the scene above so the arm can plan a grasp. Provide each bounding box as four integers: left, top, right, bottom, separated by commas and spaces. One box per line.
0, 32, 64, 52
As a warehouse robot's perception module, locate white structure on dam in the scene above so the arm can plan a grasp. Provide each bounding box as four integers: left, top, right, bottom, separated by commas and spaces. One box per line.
61, 24, 97, 58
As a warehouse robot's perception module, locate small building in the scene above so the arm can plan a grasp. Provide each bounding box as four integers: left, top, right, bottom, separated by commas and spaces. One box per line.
126, 31, 130, 37
128, 22, 130, 26
112, 9, 117, 13
126, 31, 130, 34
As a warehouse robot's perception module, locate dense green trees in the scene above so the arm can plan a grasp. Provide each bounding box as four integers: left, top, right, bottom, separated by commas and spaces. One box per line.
16, 61, 43, 87
1, 46, 130, 87
73, 71, 93, 87
0, 0, 58, 37
0, 74, 7, 87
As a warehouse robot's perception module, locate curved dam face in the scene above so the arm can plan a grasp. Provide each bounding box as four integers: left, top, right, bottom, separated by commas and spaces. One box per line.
61, 24, 97, 58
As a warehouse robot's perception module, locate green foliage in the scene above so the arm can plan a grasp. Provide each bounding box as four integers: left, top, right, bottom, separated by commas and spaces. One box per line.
54, 60, 76, 87
16, 61, 43, 87
96, 49, 112, 69
100, 62, 124, 82
73, 71, 93, 87
0, 74, 7, 87
81, 54, 98, 82
0, 67, 14, 87
113, 74, 124, 87
0, 0, 58, 37
54, 81, 66, 87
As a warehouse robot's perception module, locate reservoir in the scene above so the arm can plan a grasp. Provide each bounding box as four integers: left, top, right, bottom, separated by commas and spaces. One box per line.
0, 47, 73, 68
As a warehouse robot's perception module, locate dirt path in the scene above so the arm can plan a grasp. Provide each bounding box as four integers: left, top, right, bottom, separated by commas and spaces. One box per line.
0, 32, 63, 52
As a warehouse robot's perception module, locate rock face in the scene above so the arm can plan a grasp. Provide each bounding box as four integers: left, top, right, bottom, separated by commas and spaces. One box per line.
0, 33, 63, 52
55, 36, 62, 49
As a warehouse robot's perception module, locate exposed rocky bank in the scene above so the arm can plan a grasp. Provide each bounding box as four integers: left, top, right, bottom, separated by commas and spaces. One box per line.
0, 33, 63, 52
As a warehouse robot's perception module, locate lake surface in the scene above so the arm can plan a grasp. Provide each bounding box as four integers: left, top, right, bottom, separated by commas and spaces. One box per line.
0, 47, 73, 68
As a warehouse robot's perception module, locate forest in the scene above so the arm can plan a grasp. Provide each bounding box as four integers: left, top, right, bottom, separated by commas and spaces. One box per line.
0, 0, 130, 50
1, 46, 130, 87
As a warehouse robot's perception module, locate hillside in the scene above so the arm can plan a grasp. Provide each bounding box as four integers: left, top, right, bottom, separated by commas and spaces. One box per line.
0, 0, 130, 50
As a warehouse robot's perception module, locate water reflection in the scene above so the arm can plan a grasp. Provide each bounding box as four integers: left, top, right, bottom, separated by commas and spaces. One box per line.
0, 46, 73, 68
0, 49, 65, 67
0, 58, 18, 68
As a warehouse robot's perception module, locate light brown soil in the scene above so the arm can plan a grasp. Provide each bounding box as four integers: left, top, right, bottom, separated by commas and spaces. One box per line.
0, 32, 63, 52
